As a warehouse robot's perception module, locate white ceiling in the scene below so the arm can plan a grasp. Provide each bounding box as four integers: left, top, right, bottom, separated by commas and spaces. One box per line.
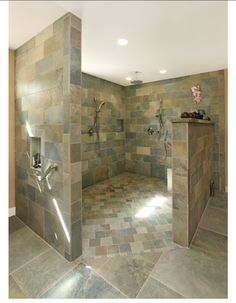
9, 1, 227, 86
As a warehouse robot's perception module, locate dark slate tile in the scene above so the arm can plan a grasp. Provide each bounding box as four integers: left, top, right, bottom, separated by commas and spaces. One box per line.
82, 172, 94, 188
41, 263, 125, 298
9, 216, 25, 234
12, 249, 75, 298
70, 143, 81, 163
70, 219, 82, 261
124, 217, 133, 222
151, 164, 166, 178
15, 111, 28, 125
137, 276, 184, 298
119, 243, 131, 253
26, 184, 36, 201
16, 166, 27, 181
71, 181, 82, 203
95, 231, 106, 239
9, 275, 28, 299
70, 48, 81, 85
9, 226, 49, 273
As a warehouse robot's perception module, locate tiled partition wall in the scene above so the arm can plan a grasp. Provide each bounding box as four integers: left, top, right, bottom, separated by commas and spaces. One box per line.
81, 73, 125, 188
124, 70, 225, 191
15, 13, 82, 261
172, 120, 214, 246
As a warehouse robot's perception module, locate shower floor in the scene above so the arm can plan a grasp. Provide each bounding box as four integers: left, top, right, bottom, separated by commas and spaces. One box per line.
82, 172, 177, 258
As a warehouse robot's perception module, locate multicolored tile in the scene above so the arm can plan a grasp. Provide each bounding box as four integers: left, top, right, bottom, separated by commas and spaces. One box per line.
82, 172, 173, 257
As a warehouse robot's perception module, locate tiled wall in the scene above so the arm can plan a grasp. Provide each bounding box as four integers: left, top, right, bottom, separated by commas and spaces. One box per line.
9, 49, 15, 208
172, 121, 214, 246
124, 70, 225, 191
15, 13, 82, 261
81, 73, 125, 188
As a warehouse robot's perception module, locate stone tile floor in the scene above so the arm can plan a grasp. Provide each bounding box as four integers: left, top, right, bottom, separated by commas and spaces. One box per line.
82, 172, 176, 257
9, 175, 228, 299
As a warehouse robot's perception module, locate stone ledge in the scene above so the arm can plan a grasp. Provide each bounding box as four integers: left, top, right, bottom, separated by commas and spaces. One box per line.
171, 118, 214, 124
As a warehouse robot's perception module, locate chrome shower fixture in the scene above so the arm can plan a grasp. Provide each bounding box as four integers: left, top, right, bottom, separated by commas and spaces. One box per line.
96, 100, 105, 113
88, 97, 106, 136
130, 71, 143, 85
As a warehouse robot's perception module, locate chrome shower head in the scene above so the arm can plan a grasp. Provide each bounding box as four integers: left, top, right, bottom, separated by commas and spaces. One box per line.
130, 79, 143, 85
130, 71, 143, 85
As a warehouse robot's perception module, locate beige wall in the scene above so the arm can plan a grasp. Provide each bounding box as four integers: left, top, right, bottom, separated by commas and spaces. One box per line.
224, 69, 228, 191
9, 49, 15, 208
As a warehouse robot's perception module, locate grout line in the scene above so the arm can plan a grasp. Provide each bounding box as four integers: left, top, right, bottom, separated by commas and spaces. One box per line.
39, 257, 112, 298
190, 197, 227, 247
195, 226, 227, 238
37, 261, 80, 298
13, 216, 81, 263
148, 273, 187, 298
9, 274, 31, 299
189, 196, 212, 247
207, 204, 228, 212
10, 247, 51, 276
87, 260, 129, 298
135, 267, 155, 298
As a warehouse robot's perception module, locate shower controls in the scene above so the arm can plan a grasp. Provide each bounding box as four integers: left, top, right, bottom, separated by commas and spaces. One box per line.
30, 163, 58, 182
147, 127, 155, 135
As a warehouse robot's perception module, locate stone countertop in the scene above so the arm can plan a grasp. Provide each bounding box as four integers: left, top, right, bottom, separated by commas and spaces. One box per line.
171, 118, 214, 124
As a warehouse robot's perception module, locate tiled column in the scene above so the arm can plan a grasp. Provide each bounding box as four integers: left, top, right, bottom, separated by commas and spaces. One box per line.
15, 13, 82, 261
172, 119, 214, 247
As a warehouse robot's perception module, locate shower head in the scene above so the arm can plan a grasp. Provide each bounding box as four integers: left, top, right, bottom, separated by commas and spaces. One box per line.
130, 71, 143, 85
130, 79, 143, 85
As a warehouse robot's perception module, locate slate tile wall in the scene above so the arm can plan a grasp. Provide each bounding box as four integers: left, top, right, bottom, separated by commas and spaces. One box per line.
15, 13, 82, 261
124, 70, 225, 191
81, 73, 125, 188
172, 121, 214, 246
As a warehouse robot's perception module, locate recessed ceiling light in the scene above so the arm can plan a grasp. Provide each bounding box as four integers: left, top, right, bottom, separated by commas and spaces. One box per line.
126, 77, 132, 81
159, 69, 167, 74
117, 38, 128, 46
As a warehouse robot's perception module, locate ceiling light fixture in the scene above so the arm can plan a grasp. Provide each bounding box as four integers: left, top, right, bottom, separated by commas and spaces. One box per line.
159, 69, 167, 74
126, 77, 132, 81
117, 38, 128, 46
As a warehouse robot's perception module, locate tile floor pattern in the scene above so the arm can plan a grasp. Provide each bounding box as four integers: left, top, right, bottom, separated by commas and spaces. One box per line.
9, 176, 227, 299
82, 172, 176, 257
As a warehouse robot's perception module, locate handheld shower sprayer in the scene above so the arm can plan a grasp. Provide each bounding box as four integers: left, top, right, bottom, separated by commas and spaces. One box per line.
88, 98, 106, 136
96, 101, 105, 113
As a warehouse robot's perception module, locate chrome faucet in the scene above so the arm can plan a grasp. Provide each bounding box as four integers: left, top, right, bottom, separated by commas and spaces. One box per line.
31, 163, 58, 182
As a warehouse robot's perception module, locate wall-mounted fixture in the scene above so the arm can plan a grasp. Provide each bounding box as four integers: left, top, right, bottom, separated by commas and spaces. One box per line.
147, 127, 155, 135
88, 97, 106, 136
130, 71, 143, 85
30, 163, 58, 182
